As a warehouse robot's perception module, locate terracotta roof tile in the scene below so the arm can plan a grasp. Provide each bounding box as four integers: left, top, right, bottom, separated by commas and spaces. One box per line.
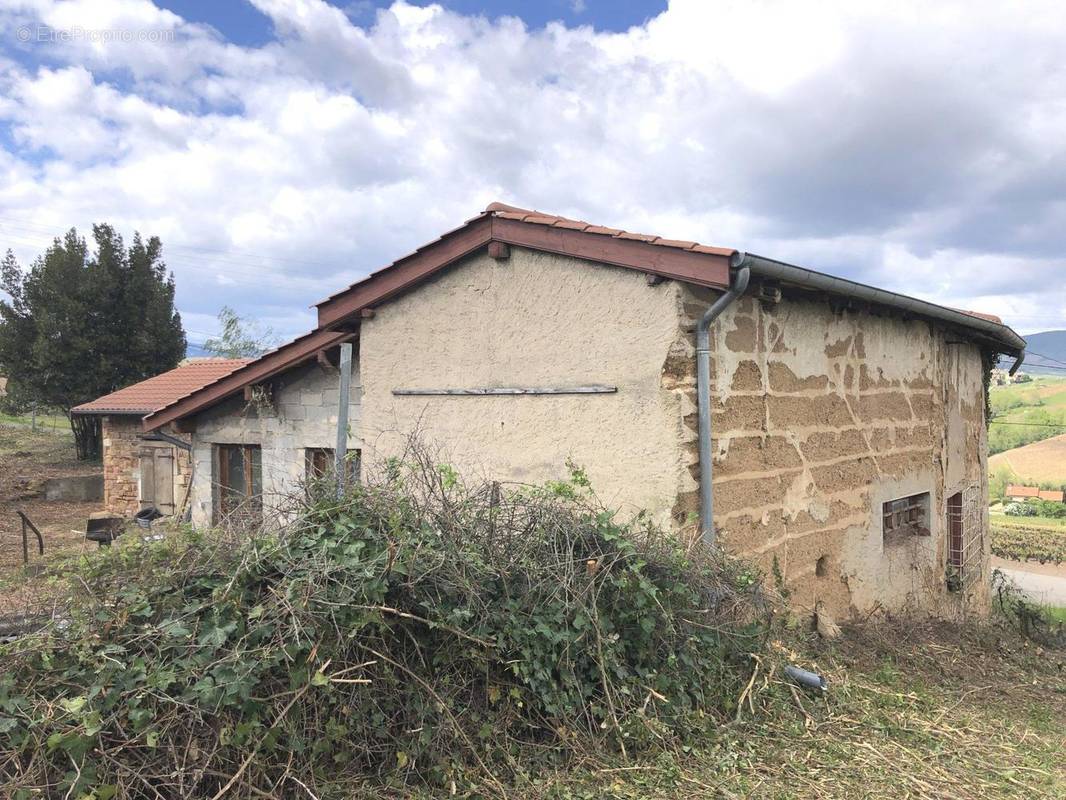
654, 237, 700, 250
550, 219, 592, 231
72, 359, 250, 416
959, 309, 1003, 324
1007, 485, 1041, 498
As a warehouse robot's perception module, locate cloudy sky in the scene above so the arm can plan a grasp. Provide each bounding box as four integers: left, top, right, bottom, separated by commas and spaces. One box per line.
0, 0, 1064, 348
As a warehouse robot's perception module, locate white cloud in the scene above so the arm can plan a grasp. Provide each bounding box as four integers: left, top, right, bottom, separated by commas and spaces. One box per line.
0, 0, 1064, 339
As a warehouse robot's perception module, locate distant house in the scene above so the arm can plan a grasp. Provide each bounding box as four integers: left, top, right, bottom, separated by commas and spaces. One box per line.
71, 360, 248, 517
1006, 485, 1041, 500
1006, 484, 1064, 503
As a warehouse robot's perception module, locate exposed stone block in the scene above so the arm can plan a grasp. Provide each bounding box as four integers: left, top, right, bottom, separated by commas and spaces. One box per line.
800, 429, 869, 463
729, 360, 763, 391
714, 435, 803, 477
767, 394, 853, 430
855, 391, 913, 423
768, 362, 830, 392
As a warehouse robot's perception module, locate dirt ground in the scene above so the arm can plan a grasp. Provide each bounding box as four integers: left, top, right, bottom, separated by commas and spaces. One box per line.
0, 422, 102, 614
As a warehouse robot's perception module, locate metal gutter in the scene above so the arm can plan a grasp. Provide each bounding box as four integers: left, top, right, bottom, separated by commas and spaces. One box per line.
697, 255, 750, 545
741, 253, 1027, 355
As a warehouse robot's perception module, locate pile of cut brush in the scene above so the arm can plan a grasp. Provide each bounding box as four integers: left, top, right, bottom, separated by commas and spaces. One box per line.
0, 452, 767, 798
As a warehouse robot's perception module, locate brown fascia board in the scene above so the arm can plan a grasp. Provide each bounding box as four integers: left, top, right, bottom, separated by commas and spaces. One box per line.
489, 217, 732, 289
317, 216, 494, 328
316, 215, 734, 328
71, 408, 150, 416
142, 328, 353, 432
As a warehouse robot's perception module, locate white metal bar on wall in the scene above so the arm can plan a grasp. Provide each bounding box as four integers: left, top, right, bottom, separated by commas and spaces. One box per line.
392, 386, 617, 396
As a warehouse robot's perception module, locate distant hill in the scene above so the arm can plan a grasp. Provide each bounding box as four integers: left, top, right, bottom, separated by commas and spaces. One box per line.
1020, 330, 1066, 375
989, 433, 1066, 484
996, 330, 1066, 375
185, 342, 210, 359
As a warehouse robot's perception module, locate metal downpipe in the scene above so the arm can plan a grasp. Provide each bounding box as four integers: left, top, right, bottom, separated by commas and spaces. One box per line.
697, 255, 750, 545
1009, 350, 1025, 376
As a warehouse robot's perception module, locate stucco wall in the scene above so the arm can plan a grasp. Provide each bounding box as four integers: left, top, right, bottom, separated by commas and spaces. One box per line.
101, 416, 191, 517
677, 288, 990, 619
189, 360, 362, 527
357, 248, 990, 619
358, 246, 693, 524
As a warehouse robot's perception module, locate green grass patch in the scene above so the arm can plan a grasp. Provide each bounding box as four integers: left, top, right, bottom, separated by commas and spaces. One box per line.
990, 512, 1066, 530
989, 376, 1066, 455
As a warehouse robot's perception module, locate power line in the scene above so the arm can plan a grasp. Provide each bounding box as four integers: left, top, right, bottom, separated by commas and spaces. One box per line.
1023, 349, 1066, 369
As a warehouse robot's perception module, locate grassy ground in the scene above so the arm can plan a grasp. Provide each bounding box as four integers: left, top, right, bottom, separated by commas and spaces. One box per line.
0, 409, 71, 432
991, 513, 1066, 529
0, 422, 99, 614
989, 376, 1066, 456
546, 619, 1065, 799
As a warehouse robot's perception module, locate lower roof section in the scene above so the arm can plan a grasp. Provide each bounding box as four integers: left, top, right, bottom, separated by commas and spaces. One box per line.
142, 328, 353, 431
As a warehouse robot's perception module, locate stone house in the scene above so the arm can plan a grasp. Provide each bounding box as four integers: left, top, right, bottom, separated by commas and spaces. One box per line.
136, 204, 1025, 619
72, 359, 248, 516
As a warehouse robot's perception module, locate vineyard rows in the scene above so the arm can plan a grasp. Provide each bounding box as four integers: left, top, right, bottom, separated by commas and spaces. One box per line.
991, 523, 1066, 564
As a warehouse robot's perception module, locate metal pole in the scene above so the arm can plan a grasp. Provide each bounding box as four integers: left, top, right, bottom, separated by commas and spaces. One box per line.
22, 515, 28, 565
335, 342, 353, 499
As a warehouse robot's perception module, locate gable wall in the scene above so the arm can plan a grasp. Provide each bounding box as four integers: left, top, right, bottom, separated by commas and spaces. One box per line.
358, 245, 694, 524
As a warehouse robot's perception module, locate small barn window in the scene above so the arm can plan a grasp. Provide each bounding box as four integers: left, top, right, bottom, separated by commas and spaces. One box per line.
882, 492, 930, 542
305, 448, 361, 484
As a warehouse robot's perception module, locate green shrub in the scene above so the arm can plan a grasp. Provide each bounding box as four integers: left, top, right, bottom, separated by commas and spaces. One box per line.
1004, 502, 1037, 516
0, 454, 766, 798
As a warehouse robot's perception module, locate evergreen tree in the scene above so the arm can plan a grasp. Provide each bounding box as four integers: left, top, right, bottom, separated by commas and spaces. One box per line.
0, 228, 187, 460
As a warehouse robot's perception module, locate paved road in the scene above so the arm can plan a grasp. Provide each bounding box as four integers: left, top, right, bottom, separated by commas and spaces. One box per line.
993, 557, 1066, 606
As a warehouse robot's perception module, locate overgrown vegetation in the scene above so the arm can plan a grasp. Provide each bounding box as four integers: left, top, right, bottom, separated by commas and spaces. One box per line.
0, 455, 766, 798
992, 569, 1066, 645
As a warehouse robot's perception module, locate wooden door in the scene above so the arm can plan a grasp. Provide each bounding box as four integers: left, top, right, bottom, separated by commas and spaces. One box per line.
139, 446, 175, 514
